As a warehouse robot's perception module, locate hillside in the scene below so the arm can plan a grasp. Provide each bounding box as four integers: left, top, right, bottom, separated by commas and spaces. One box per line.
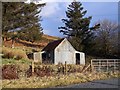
3, 34, 61, 51
42, 34, 60, 40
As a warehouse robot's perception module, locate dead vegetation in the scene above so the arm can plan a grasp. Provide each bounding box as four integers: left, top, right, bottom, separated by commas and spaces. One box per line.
2, 65, 19, 79
2, 61, 120, 88
2, 47, 28, 60
2, 70, 120, 88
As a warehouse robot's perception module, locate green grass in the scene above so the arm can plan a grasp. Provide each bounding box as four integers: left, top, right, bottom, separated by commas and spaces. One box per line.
2, 58, 16, 65
2, 58, 32, 65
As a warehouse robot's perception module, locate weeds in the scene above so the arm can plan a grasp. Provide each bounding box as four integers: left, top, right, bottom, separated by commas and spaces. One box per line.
2, 62, 120, 88
2, 47, 28, 60
2, 71, 120, 88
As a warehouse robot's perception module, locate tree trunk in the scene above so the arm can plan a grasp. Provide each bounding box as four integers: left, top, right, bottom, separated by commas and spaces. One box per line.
2, 36, 4, 45
12, 39, 15, 48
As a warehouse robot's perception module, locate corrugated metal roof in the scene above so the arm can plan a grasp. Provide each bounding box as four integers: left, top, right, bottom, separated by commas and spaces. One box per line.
42, 38, 64, 51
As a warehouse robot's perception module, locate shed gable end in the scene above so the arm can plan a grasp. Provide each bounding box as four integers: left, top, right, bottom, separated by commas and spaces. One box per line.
55, 38, 75, 52
54, 38, 76, 64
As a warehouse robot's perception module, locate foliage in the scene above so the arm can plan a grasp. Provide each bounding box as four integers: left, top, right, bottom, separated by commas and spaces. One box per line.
2, 2, 45, 45
59, 1, 100, 52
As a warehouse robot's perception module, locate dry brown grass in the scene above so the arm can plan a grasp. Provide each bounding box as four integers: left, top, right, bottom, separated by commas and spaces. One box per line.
3, 34, 60, 50
42, 34, 60, 40
2, 71, 120, 88
2, 47, 28, 60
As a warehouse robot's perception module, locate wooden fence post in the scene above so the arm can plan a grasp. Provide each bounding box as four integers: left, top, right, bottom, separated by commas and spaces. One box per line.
114, 59, 115, 72
32, 61, 34, 76
98, 60, 100, 72
91, 60, 93, 72
65, 61, 67, 75
107, 60, 108, 72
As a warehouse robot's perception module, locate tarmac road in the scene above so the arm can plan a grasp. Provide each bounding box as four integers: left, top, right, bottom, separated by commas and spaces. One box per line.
56, 78, 120, 88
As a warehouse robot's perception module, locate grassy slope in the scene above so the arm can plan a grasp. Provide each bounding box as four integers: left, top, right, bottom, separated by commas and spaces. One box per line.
42, 34, 60, 40
3, 34, 61, 51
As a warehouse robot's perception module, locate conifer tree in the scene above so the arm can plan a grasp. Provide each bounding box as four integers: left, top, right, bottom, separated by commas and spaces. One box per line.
59, 1, 99, 52
17, 2, 44, 43
2, 2, 45, 47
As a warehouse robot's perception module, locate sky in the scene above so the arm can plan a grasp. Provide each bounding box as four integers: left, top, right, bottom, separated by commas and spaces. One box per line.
37, 0, 119, 37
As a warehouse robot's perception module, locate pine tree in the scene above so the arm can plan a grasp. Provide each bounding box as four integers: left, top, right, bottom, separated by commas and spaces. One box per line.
59, 1, 99, 52
17, 2, 44, 43
2, 2, 45, 47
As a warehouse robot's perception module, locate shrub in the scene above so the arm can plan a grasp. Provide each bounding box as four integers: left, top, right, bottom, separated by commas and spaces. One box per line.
25, 63, 85, 78
2, 47, 13, 59
67, 65, 84, 73
26, 65, 32, 77
2, 47, 28, 60
2, 65, 19, 79
26, 65, 52, 77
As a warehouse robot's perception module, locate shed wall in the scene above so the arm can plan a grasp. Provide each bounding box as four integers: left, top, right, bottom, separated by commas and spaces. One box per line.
33, 52, 42, 63
80, 53, 85, 65
54, 39, 76, 64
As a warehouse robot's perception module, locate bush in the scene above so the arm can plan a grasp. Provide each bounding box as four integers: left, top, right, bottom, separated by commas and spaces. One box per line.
2, 65, 19, 79
67, 65, 83, 73
25, 63, 85, 78
35, 65, 51, 77
2, 47, 28, 60
26, 65, 52, 77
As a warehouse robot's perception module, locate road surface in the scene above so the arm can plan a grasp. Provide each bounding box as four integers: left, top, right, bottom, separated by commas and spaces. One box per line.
56, 78, 120, 88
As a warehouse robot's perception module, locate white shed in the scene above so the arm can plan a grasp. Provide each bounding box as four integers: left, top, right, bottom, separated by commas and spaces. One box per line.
42, 38, 85, 65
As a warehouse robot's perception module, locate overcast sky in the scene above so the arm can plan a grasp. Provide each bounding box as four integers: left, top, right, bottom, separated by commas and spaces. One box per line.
38, 1, 118, 37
